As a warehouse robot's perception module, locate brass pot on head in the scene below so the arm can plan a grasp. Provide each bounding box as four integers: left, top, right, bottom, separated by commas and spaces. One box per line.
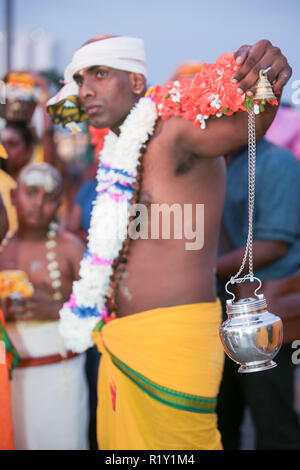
4, 98, 37, 123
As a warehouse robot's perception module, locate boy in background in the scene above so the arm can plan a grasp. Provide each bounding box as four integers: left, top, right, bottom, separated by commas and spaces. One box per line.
0, 163, 89, 450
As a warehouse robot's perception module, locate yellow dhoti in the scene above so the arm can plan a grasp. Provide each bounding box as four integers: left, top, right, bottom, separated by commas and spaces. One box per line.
92, 301, 224, 450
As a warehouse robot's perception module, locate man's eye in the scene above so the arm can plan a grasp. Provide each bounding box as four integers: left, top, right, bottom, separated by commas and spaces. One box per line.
27, 188, 37, 196
96, 70, 107, 78
45, 194, 56, 201
74, 76, 83, 87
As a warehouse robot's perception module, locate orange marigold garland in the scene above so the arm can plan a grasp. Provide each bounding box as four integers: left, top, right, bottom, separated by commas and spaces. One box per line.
154, 53, 278, 129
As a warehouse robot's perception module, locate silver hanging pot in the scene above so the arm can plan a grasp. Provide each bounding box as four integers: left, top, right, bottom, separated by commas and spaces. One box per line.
220, 71, 283, 373
219, 278, 283, 373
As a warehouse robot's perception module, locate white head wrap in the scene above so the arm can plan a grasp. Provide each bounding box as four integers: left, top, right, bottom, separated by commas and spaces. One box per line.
64, 36, 147, 82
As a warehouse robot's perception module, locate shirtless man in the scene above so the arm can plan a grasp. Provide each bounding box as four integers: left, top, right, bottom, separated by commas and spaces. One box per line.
0, 163, 89, 450
47, 36, 292, 450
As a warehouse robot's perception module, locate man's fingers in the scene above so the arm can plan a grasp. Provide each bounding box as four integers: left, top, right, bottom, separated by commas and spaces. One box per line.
19, 311, 34, 321
233, 40, 270, 84
243, 60, 291, 96
26, 300, 36, 311
7, 305, 27, 319
232, 40, 292, 94
272, 64, 293, 92
234, 45, 251, 66
235, 50, 281, 94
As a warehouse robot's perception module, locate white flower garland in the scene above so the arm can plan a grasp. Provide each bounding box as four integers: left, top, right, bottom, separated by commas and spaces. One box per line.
59, 96, 158, 352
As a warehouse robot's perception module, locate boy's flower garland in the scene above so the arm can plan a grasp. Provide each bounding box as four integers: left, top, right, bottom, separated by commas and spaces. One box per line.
0, 270, 34, 298
57, 52, 278, 353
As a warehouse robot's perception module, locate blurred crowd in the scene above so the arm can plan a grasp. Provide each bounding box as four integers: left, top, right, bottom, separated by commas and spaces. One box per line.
0, 67, 300, 450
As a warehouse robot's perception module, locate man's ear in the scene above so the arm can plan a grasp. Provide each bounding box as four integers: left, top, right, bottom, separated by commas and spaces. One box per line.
10, 188, 17, 207
129, 73, 146, 96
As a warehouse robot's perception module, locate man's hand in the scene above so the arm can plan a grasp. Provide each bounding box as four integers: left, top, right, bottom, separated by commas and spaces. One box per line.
232, 40, 292, 95
176, 39, 292, 158
6, 292, 62, 322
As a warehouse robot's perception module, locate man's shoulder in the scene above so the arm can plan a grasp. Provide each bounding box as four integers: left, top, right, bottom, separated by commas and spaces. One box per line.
257, 138, 300, 171
57, 229, 85, 251
258, 138, 297, 160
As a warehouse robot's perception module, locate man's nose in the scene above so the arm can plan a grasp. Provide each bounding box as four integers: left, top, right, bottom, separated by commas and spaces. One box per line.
32, 193, 44, 209
79, 77, 97, 101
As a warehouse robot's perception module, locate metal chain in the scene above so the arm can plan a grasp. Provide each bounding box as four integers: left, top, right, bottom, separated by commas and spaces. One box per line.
230, 110, 256, 284
226, 66, 272, 296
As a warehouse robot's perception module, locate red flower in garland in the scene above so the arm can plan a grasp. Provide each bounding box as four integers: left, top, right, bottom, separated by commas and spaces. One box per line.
154, 52, 278, 128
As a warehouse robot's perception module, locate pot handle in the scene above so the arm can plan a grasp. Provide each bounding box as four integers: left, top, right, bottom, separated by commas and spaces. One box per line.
225, 276, 262, 304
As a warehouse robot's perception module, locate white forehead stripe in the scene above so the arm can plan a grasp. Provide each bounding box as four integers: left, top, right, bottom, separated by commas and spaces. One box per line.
20, 170, 57, 193
19, 163, 63, 194
64, 36, 147, 82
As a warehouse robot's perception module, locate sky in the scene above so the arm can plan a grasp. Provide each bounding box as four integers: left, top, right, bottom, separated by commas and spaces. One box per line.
1, 0, 300, 103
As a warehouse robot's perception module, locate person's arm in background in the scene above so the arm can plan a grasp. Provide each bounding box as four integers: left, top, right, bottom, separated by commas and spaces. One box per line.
0, 193, 8, 242
29, 72, 57, 165
65, 180, 91, 244
68, 234, 86, 281
66, 203, 83, 234
217, 240, 290, 280
41, 106, 57, 165
218, 145, 300, 280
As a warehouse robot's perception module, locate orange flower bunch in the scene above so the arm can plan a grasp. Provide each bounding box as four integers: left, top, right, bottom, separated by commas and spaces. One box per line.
154, 52, 277, 128
0, 271, 34, 299
6, 73, 36, 89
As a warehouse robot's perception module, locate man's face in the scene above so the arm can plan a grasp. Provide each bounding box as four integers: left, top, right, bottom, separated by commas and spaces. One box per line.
74, 66, 136, 131
2, 127, 32, 170
15, 182, 61, 229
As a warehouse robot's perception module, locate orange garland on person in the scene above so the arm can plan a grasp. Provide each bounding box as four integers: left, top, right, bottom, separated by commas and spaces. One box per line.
153, 52, 278, 128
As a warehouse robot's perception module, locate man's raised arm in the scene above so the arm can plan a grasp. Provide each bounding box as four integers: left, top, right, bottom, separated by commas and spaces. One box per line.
174, 40, 292, 158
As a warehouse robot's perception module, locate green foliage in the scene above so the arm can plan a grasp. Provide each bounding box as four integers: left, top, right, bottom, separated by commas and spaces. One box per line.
244, 96, 254, 111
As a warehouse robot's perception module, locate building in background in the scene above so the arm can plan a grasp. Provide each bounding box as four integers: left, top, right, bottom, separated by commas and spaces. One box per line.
0, 29, 57, 76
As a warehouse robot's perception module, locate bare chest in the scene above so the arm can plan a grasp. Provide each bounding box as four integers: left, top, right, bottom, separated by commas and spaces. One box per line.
0, 239, 71, 296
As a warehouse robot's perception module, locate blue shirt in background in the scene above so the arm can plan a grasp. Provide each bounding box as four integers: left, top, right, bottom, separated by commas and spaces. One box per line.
223, 138, 300, 281
75, 179, 97, 233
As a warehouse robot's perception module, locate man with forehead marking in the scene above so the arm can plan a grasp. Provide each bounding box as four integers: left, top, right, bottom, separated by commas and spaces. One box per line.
48, 35, 292, 449
0, 163, 89, 449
